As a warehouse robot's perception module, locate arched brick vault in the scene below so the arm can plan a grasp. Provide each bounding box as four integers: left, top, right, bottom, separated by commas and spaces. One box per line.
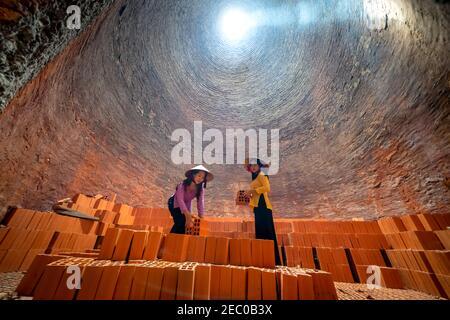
0, 0, 449, 219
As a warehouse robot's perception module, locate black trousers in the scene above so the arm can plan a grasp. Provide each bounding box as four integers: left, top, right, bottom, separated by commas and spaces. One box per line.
168, 195, 186, 234
254, 195, 282, 266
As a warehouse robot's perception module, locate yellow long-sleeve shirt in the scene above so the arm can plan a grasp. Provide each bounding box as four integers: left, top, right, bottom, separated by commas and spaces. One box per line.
249, 171, 272, 210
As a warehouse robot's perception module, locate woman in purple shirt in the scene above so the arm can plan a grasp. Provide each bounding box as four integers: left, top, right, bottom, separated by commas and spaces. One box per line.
167, 165, 214, 234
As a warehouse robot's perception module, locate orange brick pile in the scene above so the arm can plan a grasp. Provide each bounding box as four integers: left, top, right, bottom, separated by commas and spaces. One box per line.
16, 255, 337, 300
0, 193, 449, 299
0, 209, 98, 272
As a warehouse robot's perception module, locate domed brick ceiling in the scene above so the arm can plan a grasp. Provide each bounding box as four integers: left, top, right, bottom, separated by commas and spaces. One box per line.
0, 0, 449, 219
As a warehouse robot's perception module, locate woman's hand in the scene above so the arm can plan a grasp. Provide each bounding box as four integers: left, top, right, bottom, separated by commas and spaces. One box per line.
245, 190, 256, 198
184, 211, 193, 228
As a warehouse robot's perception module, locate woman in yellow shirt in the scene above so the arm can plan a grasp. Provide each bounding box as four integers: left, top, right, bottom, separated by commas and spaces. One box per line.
244, 158, 281, 265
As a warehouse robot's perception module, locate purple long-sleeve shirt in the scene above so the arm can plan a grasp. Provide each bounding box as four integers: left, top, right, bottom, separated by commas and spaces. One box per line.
173, 182, 205, 217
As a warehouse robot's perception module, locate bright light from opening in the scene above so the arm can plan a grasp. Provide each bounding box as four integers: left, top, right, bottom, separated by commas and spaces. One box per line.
363, 0, 405, 30
219, 8, 255, 42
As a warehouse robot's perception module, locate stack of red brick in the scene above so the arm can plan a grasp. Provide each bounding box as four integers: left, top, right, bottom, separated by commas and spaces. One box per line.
0, 193, 170, 272
66, 194, 172, 234
98, 228, 163, 261
1, 193, 449, 299
95, 229, 277, 269
16, 255, 337, 300
132, 208, 174, 231
376, 214, 450, 298
0, 208, 98, 272
316, 248, 354, 283
200, 218, 256, 238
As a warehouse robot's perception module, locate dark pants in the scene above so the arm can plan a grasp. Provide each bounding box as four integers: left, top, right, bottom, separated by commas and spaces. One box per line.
168, 195, 186, 234
254, 195, 282, 266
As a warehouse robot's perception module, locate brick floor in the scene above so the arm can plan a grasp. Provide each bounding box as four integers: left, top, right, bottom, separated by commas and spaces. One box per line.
334, 282, 444, 300
0, 271, 24, 299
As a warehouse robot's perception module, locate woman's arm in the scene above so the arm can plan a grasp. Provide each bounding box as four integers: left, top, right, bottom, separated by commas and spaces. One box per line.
254, 173, 270, 194
197, 188, 205, 218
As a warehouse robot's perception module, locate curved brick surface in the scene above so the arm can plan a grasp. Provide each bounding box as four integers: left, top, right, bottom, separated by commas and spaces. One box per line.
0, 0, 449, 219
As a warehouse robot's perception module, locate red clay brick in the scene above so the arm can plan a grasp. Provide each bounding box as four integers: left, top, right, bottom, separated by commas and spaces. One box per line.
96, 210, 117, 224
231, 266, 247, 300
251, 239, 264, 268
423, 250, 450, 275
0, 249, 6, 264
162, 233, 188, 262
400, 215, 425, 231
209, 265, 221, 300
0, 228, 9, 245
306, 270, 338, 300
112, 229, 134, 261
19, 248, 45, 271
261, 240, 275, 268
410, 250, 434, 273
261, 269, 277, 300
98, 228, 121, 260
411, 270, 443, 297
377, 217, 407, 234
297, 272, 315, 300
380, 267, 403, 289
247, 267, 262, 300
33, 264, 66, 300
400, 231, 443, 250
434, 230, 450, 249
177, 265, 195, 300
186, 236, 197, 262
7, 209, 36, 229
240, 239, 252, 266
214, 237, 230, 265
176, 235, 190, 262
204, 237, 217, 264
145, 266, 165, 300
280, 272, 298, 300
194, 236, 207, 263
435, 274, 450, 299
218, 265, 232, 300
16, 254, 65, 296
77, 219, 98, 235
194, 264, 211, 300
284, 246, 297, 267
129, 265, 150, 300
0, 227, 23, 250
417, 214, 441, 231
113, 265, 136, 300
35, 213, 55, 231
53, 264, 87, 300
128, 231, 148, 260
96, 222, 111, 236
299, 247, 315, 268
0, 249, 29, 272
76, 264, 105, 300
160, 266, 179, 300
94, 198, 115, 211
143, 231, 163, 261
26, 213, 43, 231
229, 239, 241, 266
157, 234, 167, 259
72, 194, 94, 208
95, 264, 122, 300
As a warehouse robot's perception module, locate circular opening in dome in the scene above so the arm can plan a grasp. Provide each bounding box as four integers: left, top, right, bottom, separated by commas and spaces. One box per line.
218, 8, 255, 43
